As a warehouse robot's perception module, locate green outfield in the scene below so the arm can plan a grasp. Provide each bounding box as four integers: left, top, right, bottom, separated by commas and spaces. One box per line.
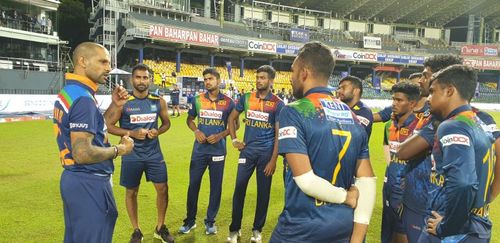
0, 112, 499, 242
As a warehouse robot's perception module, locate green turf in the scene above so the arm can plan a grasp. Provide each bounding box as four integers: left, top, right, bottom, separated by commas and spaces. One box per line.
0, 112, 499, 242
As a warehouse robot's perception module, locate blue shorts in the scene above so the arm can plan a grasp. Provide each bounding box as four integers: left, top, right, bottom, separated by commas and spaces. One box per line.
120, 159, 168, 188
61, 170, 118, 243
172, 100, 179, 106
382, 183, 406, 243
402, 205, 426, 243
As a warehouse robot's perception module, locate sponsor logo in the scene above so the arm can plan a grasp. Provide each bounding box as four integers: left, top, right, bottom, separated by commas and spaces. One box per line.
400, 128, 409, 136
126, 107, 141, 112
212, 155, 225, 162
389, 141, 400, 153
199, 109, 223, 119
352, 52, 377, 60
130, 113, 157, 124
248, 40, 276, 53
217, 100, 227, 106
247, 110, 269, 122
356, 115, 370, 127
151, 105, 157, 112
320, 99, 354, 124
440, 134, 470, 147
69, 123, 89, 129
238, 158, 246, 164
265, 101, 275, 107
278, 126, 297, 140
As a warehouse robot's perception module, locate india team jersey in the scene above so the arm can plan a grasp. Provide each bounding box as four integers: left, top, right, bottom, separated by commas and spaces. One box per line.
384, 114, 418, 210
53, 73, 113, 175
119, 94, 163, 162
351, 101, 374, 139
275, 87, 369, 241
236, 92, 284, 155
428, 105, 494, 238
188, 92, 234, 155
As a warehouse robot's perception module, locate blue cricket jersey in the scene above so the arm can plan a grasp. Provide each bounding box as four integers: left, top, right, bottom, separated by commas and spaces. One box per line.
274, 87, 369, 241
53, 73, 113, 175
236, 92, 284, 156
119, 93, 164, 162
428, 105, 494, 238
188, 92, 235, 155
351, 101, 374, 139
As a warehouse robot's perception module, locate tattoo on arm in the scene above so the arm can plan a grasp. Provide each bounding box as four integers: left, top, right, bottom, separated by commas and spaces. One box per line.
71, 132, 115, 164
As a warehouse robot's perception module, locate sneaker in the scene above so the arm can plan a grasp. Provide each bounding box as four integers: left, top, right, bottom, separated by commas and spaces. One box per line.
154, 225, 175, 243
129, 229, 143, 243
250, 230, 262, 243
178, 223, 196, 234
205, 222, 218, 235
226, 230, 241, 243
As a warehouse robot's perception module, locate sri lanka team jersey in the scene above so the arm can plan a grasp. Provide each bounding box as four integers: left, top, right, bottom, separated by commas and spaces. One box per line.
236, 92, 284, 155
402, 102, 435, 214
188, 92, 234, 155
275, 87, 369, 241
351, 101, 373, 139
53, 73, 113, 175
384, 114, 418, 211
119, 93, 163, 162
428, 105, 494, 238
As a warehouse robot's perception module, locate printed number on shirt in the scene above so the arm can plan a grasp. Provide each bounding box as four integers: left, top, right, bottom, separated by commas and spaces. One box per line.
316, 129, 352, 207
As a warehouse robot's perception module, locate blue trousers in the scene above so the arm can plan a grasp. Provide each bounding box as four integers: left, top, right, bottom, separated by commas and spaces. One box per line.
61, 170, 118, 243
229, 152, 273, 232
183, 153, 225, 225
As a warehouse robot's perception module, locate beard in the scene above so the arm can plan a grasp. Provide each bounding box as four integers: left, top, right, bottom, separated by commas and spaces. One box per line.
134, 84, 148, 92
340, 96, 353, 104
256, 84, 268, 91
292, 85, 304, 99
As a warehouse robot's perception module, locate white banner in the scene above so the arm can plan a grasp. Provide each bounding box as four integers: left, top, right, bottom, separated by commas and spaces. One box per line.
363, 36, 382, 49
332, 49, 378, 62
247, 40, 277, 53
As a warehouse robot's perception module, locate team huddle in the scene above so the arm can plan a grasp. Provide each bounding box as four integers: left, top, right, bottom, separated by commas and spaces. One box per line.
52, 41, 498, 243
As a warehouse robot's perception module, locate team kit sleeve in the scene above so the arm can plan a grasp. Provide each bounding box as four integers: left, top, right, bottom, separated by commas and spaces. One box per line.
476, 111, 500, 140
277, 106, 307, 155
435, 121, 478, 237
417, 118, 437, 147
187, 96, 197, 117
235, 93, 245, 112
68, 97, 98, 135
377, 106, 393, 122
357, 129, 370, 160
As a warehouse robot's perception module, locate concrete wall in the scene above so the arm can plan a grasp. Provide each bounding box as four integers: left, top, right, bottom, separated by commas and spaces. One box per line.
0, 69, 63, 91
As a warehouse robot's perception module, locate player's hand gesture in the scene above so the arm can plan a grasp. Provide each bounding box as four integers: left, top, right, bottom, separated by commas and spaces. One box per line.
132, 128, 148, 140
344, 186, 359, 209
194, 129, 207, 143
147, 129, 159, 139
263, 161, 276, 176
117, 133, 134, 156
207, 133, 222, 144
232, 140, 246, 150
426, 211, 443, 235
111, 85, 129, 107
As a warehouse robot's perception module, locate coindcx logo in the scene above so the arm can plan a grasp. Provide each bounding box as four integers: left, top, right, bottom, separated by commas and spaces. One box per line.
248, 40, 276, 53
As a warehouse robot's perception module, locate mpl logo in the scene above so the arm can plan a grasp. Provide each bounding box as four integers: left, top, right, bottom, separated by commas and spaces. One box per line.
356, 115, 370, 127
278, 126, 297, 140
440, 134, 470, 147
199, 109, 223, 119
246, 110, 269, 122
248, 40, 276, 53
130, 113, 157, 124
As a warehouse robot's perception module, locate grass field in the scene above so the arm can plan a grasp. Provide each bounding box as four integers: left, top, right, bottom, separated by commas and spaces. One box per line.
0, 111, 499, 242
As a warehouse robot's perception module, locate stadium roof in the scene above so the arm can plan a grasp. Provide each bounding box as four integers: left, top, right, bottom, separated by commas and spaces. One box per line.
265, 0, 500, 28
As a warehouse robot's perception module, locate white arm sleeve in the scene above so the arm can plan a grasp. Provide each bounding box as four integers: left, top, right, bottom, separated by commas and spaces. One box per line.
293, 170, 347, 204
353, 177, 377, 224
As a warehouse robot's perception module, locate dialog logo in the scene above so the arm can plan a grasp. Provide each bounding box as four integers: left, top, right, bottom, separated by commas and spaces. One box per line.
130, 113, 157, 124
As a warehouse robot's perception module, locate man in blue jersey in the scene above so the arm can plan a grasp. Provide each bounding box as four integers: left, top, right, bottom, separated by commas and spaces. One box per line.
381, 82, 421, 243
180, 67, 235, 235
418, 65, 494, 242
105, 64, 174, 243
226, 65, 284, 243
53, 42, 134, 243
270, 42, 376, 243
336, 75, 374, 139
170, 84, 181, 117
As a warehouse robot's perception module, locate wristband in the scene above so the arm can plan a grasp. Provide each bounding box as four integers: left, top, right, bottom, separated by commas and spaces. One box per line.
232, 138, 240, 144
112, 145, 119, 159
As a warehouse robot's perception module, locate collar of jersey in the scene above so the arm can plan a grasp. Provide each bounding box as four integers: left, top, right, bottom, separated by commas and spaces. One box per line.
353, 100, 364, 110
203, 91, 224, 101
65, 73, 98, 93
303, 86, 332, 97
393, 112, 417, 128
446, 104, 472, 120
253, 91, 273, 101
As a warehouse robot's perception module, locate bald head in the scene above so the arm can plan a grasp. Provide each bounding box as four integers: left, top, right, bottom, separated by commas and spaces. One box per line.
71, 42, 111, 85
72, 42, 107, 67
